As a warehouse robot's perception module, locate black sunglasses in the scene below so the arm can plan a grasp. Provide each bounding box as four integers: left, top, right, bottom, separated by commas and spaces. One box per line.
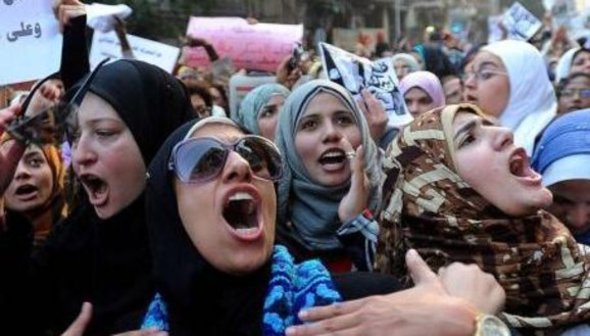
6, 58, 110, 145
169, 135, 283, 183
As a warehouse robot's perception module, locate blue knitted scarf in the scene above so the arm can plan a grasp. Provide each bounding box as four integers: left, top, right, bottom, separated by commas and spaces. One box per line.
141, 245, 342, 334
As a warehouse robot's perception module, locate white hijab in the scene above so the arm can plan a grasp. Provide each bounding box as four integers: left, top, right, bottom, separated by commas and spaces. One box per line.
554, 47, 580, 84
483, 40, 557, 156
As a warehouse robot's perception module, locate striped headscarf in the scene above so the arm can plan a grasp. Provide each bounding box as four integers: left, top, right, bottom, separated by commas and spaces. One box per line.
377, 103, 590, 333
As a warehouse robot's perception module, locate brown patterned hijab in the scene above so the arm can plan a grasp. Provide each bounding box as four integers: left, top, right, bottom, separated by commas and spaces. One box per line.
377, 103, 590, 332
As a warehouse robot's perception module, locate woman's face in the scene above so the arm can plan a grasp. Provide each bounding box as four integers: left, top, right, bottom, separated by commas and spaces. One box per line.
190, 94, 210, 118
571, 51, 590, 75
72, 93, 146, 219
404, 87, 435, 117
257, 94, 285, 142
453, 112, 552, 216
548, 179, 590, 235
5, 146, 54, 214
295, 92, 361, 187
463, 52, 510, 119
394, 59, 412, 80
174, 124, 276, 275
558, 76, 590, 114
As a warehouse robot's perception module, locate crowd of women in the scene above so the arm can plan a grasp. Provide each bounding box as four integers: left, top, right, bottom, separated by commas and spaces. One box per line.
1, 1, 590, 335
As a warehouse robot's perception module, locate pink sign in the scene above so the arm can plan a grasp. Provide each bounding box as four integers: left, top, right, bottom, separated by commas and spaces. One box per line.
185, 17, 303, 72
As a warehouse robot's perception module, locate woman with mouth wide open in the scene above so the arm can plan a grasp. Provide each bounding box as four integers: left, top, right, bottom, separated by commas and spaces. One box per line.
0, 59, 193, 335
274, 79, 382, 272
377, 103, 590, 334
139, 116, 504, 336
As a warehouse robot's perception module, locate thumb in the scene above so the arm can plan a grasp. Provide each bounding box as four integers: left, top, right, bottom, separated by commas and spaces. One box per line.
62, 302, 93, 336
406, 249, 438, 286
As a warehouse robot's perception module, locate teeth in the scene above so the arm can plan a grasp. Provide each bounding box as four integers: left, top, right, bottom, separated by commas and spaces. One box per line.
323, 151, 343, 158
235, 227, 258, 235
228, 192, 254, 202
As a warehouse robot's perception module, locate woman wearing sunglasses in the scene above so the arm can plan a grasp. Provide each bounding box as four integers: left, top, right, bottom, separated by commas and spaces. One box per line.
140, 116, 504, 335
463, 40, 557, 156
274, 80, 382, 272
376, 104, 590, 334
0, 59, 193, 335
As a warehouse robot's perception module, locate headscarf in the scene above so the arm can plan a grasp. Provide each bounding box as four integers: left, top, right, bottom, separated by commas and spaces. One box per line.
233, 83, 290, 134
275, 79, 381, 251
399, 71, 446, 108
43, 59, 194, 335
532, 108, 590, 187
0, 139, 68, 248
554, 47, 580, 84
482, 40, 557, 156
391, 53, 420, 73
377, 103, 590, 332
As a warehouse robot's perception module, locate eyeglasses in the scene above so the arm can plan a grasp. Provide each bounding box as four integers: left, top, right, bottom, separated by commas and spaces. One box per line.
560, 88, 590, 99
168, 135, 283, 183
6, 58, 110, 145
462, 69, 508, 82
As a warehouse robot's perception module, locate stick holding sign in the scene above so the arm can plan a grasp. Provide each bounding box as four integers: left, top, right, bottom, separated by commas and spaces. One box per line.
319, 42, 412, 127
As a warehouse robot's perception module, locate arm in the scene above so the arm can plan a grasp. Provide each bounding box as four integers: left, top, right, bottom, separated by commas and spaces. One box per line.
0, 105, 26, 196
184, 36, 219, 62
55, 0, 90, 91
114, 17, 134, 59
285, 250, 481, 336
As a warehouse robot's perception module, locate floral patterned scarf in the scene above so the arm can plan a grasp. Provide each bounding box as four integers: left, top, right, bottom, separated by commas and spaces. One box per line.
376, 103, 590, 333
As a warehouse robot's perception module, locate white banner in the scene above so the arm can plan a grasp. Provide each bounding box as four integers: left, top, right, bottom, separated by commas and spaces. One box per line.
0, 0, 62, 85
502, 2, 542, 41
89, 31, 180, 73
319, 43, 412, 127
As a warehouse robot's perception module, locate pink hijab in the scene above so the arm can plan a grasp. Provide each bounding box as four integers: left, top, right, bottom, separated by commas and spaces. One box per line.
399, 71, 445, 108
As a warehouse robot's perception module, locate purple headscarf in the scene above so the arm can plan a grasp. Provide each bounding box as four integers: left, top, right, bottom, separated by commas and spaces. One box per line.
399, 71, 445, 108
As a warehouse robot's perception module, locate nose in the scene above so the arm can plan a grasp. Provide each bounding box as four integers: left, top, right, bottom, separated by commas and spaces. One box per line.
13, 160, 32, 180
321, 120, 342, 143
72, 135, 97, 168
491, 126, 513, 150
221, 151, 253, 183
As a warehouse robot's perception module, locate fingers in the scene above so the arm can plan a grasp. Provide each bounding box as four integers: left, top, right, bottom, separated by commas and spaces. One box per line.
298, 300, 364, 322
0, 105, 21, 132
61, 302, 92, 336
406, 249, 438, 286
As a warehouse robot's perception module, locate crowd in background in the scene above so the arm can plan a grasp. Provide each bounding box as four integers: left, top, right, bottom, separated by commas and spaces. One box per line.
1, 0, 590, 335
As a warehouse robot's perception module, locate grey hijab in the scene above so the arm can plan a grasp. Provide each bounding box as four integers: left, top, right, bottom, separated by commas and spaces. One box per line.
233, 83, 290, 134
275, 79, 382, 251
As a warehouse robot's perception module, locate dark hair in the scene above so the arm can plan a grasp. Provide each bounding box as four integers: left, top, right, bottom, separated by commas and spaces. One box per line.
185, 82, 213, 108
572, 48, 590, 65
209, 82, 228, 108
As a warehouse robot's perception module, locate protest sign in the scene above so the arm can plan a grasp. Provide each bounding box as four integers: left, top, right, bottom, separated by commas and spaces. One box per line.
89, 31, 180, 73
185, 17, 302, 73
86, 3, 133, 33
0, 0, 62, 85
488, 15, 505, 43
502, 2, 542, 41
319, 43, 412, 127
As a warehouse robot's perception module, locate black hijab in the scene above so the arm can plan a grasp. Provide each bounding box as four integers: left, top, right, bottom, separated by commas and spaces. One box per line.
146, 120, 272, 335
36, 60, 194, 335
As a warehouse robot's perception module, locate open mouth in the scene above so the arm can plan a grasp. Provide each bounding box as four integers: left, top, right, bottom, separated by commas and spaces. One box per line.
222, 191, 261, 239
318, 149, 347, 168
14, 184, 38, 200
79, 174, 108, 205
508, 148, 541, 181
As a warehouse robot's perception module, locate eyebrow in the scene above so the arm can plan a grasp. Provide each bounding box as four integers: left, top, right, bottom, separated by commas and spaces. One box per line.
453, 119, 477, 141
476, 61, 499, 69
